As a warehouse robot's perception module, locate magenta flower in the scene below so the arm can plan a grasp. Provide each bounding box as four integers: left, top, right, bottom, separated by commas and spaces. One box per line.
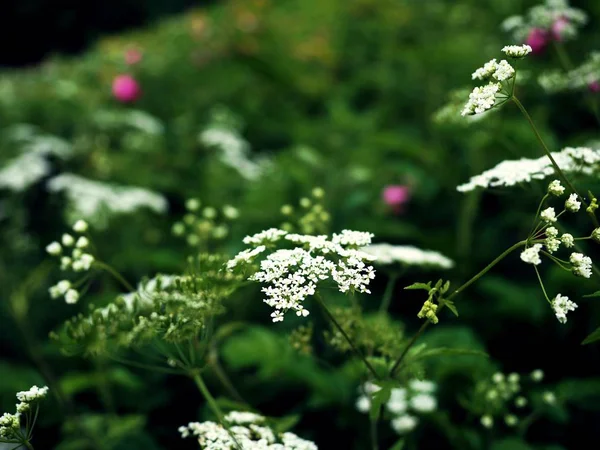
124, 48, 143, 65
382, 185, 411, 213
526, 28, 548, 54
551, 17, 570, 41
112, 75, 141, 103
589, 81, 600, 93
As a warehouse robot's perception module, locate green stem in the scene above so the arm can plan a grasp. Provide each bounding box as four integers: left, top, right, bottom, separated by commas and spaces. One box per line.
512, 96, 599, 228
389, 240, 527, 376
379, 273, 399, 313
208, 347, 247, 405
23, 441, 35, 450
191, 372, 242, 450
94, 261, 136, 292
369, 414, 379, 450
314, 294, 380, 379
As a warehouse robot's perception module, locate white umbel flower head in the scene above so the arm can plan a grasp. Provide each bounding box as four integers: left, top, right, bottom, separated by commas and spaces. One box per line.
520, 244, 543, 265
472, 59, 499, 80
547, 179, 565, 196
462, 83, 501, 116
243, 228, 288, 246
561, 233, 574, 247
73, 219, 88, 233
493, 60, 516, 81
540, 207, 557, 223
64, 289, 80, 304
565, 193, 581, 212
409, 394, 437, 413
570, 252, 592, 278
362, 244, 454, 269
46, 241, 62, 255
552, 294, 578, 324
502, 44, 533, 58
16, 385, 49, 403
62, 234, 75, 246
391, 415, 418, 434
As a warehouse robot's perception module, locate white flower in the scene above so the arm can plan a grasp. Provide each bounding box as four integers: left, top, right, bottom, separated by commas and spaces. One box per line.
362, 243, 454, 269
391, 415, 418, 434
226, 246, 266, 270
551, 294, 578, 323
565, 193, 581, 212
0, 152, 50, 192
62, 234, 75, 246
15, 386, 48, 403
492, 372, 504, 383
409, 394, 437, 413
461, 83, 501, 116
72, 253, 95, 272
520, 244, 543, 265
408, 379, 437, 393
472, 59, 499, 80
332, 230, 374, 247
46, 241, 62, 255
386, 388, 408, 414
49, 280, 71, 299
185, 198, 200, 211
561, 233, 574, 247
505, 414, 518, 426
545, 237, 560, 253
243, 228, 288, 246
480, 415, 494, 429
356, 396, 371, 413
457, 147, 600, 192
540, 207, 557, 223
75, 237, 89, 248
570, 252, 592, 278
542, 391, 556, 405
546, 227, 558, 238
223, 205, 239, 219
224, 411, 265, 425
73, 220, 88, 233
547, 180, 565, 196
502, 44, 533, 58
493, 60, 515, 81
531, 369, 544, 382
65, 289, 79, 304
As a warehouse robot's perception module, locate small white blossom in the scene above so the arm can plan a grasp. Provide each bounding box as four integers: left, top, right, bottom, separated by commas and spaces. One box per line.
62, 234, 75, 246
480, 415, 494, 429
545, 237, 560, 253
540, 207, 557, 223
409, 394, 437, 413
226, 246, 266, 270
507, 373, 520, 384
472, 59, 499, 80
386, 388, 408, 414
75, 236, 89, 248
551, 294, 578, 323
542, 391, 556, 405
520, 244, 543, 265
493, 60, 516, 81
223, 205, 240, 219
356, 396, 371, 413
362, 244, 454, 269
546, 227, 559, 238
73, 220, 88, 232
65, 289, 80, 304
60, 256, 72, 270
502, 44, 533, 58
462, 83, 501, 116
224, 411, 265, 425
515, 396, 527, 408
592, 228, 600, 243
16, 386, 48, 403
46, 241, 62, 255
531, 369, 544, 382
492, 372, 504, 384
565, 193, 581, 212
243, 228, 288, 246
547, 180, 565, 196
332, 230, 374, 247
391, 415, 418, 434
570, 252, 592, 278
505, 414, 518, 427
561, 233, 574, 247
408, 379, 436, 393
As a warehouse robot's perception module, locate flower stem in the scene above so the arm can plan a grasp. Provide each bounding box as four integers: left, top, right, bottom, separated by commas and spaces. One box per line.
23, 441, 35, 450
94, 261, 135, 292
314, 294, 380, 379
389, 240, 527, 376
379, 273, 399, 313
512, 96, 599, 228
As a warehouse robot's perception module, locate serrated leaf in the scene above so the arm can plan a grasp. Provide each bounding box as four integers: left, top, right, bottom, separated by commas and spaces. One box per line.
442, 299, 459, 317
582, 327, 600, 345
404, 282, 431, 291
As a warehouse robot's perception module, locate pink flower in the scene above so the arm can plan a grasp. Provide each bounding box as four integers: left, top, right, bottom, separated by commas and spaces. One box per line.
112, 75, 141, 103
589, 81, 600, 93
526, 28, 548, 54
382, 185, 411, 213
124, 48, 143, 65
551, 17, 570, 41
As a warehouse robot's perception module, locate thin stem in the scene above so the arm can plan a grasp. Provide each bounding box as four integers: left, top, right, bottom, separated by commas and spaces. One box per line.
94, 261, 135, 292
23, 441, 34, 450
314, 294, 379, 379
534, 266, 551, 303
191, 372, 242, 450
369, 414, 379, 450
389, 240, 527, 376
379, 273, 399, 313
512, 96, 599, 228
528, 194, 549, 238
208, 350, 247, 405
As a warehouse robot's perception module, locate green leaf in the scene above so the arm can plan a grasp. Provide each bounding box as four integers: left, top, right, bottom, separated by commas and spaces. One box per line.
441, 299, 459, 317
582, 327, 600, 345
404, 282, 431, 291
408, 347, 488, 362
271, 414, 300, 433
556, 378, 600, 410
369, 385, 392, 421
389, 438, 405, 450
583, 291, 600, 298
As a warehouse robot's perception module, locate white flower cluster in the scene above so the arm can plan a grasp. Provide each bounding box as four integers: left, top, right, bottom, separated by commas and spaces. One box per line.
520, 244, 543, 265
362, 243, 454, 269
502, 0, 587, 42
228, 229, 376, 322
47, 174, 167, 227
551, 294, 578, 323
0, 385, 48, 441
179, 411, 317, 450
539, 52, 600, 92
502, 44, 533, 58
570, 252, 592, 278
457, 147, 600, 192
356, 380, 437, 434
47, 220, 94, 304
461, 82, 501, 116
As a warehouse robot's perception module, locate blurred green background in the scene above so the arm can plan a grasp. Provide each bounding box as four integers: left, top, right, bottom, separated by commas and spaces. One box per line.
1, 0, 600, 449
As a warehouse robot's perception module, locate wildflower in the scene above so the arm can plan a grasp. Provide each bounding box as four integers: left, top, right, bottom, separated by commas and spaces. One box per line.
542, 391, 556, 405
112, 74, 141, 103
65, 289, 80, 304
561, 233, 574, 247
493, 60, 516, 81
382, 185, 411, 213
408, 379, 437, 393
391, 415, 418, 434
222, 205, 239, 219
75, 237, 89, 248
551, 16, 570, 41
417, 299, 439, 324
551, 294, 578, 323
461, 83, 501, 116
226, 246, 266, 270
546, 227, 558, 238
386, 388, 408, 414
243, 228, 288, 245
16, 386, 48, 402
520, 244, 543, 265
356, 396, 371, 413
547, 179, 565, 196
46, 242, 62, 255
545, 237, 560, 253
362, 243, 454, 269
472, 59, 499, 80
62, 234, 75, 246
540, 207, 557, 223
502, 44, 533, 58
526, 28, 548, 53
480, 415, 494, 429
410, 394, 437, 413
590, 81, 600, 93
570, 252, 592, 278
565, 193, 581, 212
332, 230, 374, 247
505, 415, 518, 427
492, 372, 504, 384
73, 220, 88, 233
507, 373, 520, 384
531, 369, 544, 382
